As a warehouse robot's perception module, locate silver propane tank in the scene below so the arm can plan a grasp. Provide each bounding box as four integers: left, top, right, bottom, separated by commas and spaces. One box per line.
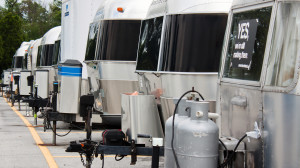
164, 99, 189, 168
176, 101, 219, 168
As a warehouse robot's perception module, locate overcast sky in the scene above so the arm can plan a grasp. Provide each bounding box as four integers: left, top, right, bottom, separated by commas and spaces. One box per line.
0, 0, 4, 7
0, 0, 54, 9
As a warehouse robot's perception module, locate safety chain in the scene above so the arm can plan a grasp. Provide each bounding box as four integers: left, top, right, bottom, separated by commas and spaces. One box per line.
79, 140, 101, 167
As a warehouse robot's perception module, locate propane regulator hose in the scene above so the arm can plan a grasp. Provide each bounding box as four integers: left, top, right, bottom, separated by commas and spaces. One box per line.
218, 134, 247, 168
44, 95, 73, 137
219, 139, 229, 163
171, 89, 205, 168
47, 121, 72, 137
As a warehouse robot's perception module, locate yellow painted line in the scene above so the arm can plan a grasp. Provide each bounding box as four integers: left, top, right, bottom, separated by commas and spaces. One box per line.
53, 155, 150, 158
38, 131, 103, 134
54, 155, 114, 158
5, 98, 58, 168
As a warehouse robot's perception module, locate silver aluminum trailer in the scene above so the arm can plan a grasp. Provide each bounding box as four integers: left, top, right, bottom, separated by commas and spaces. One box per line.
35, 26, 61, 99
127, 0, 167, 146
12, 41, 31, 72
1, 69, 11, 96
11, 42, 32, 92
84, 0, 108, 116
20, 40, 36, 97
90, 0, 152, 125
39, 0, 105, 146
52, 33, 61, 80
29, 38, 42, 74
59, 0, 103, 123
9, 41, 32, 107
218, 0, 300, 167
157, 0, 232, 125
2, 69, 11, 85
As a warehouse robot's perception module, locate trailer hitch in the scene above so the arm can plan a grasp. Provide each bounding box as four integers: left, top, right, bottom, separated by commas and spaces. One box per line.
130, 140, 137, 165
66, 139, 164, 168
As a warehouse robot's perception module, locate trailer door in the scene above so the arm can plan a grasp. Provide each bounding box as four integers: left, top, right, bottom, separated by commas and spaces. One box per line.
220, 4, 273, 167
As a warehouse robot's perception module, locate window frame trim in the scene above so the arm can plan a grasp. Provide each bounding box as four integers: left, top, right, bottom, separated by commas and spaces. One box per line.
220, 1, 276, 88
262, 1, 300, 93
157, 13, 228, 74
135, 15, 166, 73
95, 19, 142, 61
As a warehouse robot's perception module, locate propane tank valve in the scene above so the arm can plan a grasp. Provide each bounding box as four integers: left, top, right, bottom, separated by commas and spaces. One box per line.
196, 111, 204, 118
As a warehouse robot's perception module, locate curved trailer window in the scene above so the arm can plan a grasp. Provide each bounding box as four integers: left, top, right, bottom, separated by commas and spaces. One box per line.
24, 53, 28, 69
13, 56, 23, 69
223, 7, 272, 81
52, 40, 61, 65
36, 44, 54, 66
160, 14, 227, 72
85, 22, 100, 61
96, 20, 141, 61
265, 3, 300, 87
136, 16, 164, 71
36, 45, 42, 66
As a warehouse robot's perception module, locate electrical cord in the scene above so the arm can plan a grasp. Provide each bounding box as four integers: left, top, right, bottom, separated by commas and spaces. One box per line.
218, 134, 247, 168
115, 154, 125, 161
219, 139, 228, 163
42, 93, 84, 137
42, 95, 72, 137
69, 123, 85, 130
171, 89, 205, 168
47, 120, 73, 137
101, 154, 104, 168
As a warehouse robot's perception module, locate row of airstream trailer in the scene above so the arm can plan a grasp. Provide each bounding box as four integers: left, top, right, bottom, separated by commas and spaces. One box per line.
1, 0, 300, 167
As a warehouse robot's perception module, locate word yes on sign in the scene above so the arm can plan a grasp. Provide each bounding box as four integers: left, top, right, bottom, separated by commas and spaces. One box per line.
231, 19, 258, 70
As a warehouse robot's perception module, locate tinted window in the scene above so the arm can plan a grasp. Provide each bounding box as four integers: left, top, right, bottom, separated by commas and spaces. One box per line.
24, 53, 28, 69
223, 7, 272, 81
136, 17, 163, 71
37, 44, 54, 66
160, 14, 227, 72
96, 20, 141, 61
53, 40, 61, 65
85, 22, 99, 61
45, 44, 54, 66
13, 56, 23, 69
37, 45, 42, 66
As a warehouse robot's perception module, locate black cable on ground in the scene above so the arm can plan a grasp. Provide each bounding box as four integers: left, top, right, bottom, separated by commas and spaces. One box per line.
219, 139, 228, 163
218, 134, 247, 168
43, 97, 74, 137
171, 89, 205, 168
42, 94, 84, 137
101, 154, 104, 168
70, 123, 85, 130
47, 121, 72, 137
115, 155, 125, 161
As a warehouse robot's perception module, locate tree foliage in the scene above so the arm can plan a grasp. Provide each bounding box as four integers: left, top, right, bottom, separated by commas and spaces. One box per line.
20, 0, 50, 40
0, 0, 61, 73
0, 10, 24, 72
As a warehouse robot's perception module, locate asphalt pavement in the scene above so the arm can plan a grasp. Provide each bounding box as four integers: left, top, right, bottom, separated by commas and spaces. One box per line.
0, 96, 164, 168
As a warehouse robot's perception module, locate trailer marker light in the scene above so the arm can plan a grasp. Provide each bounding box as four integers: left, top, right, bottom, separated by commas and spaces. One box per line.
81, 143, 84, 147
117, 7, 124, 12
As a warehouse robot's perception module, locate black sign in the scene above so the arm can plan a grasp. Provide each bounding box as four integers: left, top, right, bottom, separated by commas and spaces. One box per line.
231, 19, 258, 70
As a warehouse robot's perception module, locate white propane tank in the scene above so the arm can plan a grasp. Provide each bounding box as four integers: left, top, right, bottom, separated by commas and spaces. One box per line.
3, 70, 11, 85
12, 72, 20, 92
176, 101, 219, 168
35, 70, 49, 99
164, 99, 189, 168
57, 59, 82, 114
19, 70, 31, 96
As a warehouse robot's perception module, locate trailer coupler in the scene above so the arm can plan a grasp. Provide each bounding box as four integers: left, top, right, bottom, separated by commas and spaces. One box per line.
66, 140, 164, 167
